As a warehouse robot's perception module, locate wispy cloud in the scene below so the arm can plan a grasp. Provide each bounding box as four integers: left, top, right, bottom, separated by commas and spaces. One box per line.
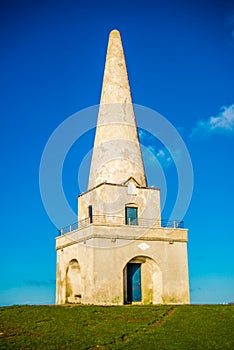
225, 10, 234, 45
143, 145, 172, 168
191, 104, 234, 137
24, 279, 56, 287
156, 148, 172, 167
138, 128, 146, 140
225, 12, 234, 27
138, 128, 173, 167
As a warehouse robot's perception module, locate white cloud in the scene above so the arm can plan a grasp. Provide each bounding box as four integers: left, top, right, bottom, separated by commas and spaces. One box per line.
156, 149, 165, 158
138, 128, 172, 166
148, 145, 157, 154
156, 148, 172, 166
191, 104, 234, 137
138, 129, 145, 139
142, 145, 172, 168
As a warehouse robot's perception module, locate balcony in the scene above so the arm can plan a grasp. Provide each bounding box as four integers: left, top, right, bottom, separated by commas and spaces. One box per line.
59, 215, 184, 235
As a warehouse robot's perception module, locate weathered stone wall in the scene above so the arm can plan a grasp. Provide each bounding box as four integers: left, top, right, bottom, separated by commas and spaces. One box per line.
56, 225, 189, 305
55, 29, 190, 306
78, 182, 161, 223
88, 29, 146, 189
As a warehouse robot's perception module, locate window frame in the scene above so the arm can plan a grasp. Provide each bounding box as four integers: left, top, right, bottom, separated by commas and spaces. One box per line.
125, 205, 138, 225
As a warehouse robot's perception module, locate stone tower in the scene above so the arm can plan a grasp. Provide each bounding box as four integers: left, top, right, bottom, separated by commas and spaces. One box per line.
55, 30, 190, 305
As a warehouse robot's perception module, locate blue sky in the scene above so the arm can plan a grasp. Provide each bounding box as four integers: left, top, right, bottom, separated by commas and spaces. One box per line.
0, 0, 234, 305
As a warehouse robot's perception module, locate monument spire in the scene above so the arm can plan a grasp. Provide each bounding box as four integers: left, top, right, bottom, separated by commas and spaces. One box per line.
88, 29, 147, 189
56, 30, 190, 307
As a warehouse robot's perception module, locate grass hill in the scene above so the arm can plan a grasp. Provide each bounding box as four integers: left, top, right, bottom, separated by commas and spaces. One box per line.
0, 304, 234, 349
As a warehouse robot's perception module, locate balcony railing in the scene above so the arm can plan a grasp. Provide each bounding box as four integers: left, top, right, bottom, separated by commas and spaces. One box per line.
59, 215, 184, 235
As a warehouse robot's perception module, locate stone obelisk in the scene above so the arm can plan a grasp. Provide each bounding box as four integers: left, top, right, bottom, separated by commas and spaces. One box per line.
55, 29, 190, 306
88, 29, 146, 189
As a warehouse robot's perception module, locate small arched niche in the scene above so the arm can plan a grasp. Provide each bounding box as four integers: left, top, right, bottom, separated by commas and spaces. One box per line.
66, 259, 82, 304
123, 256, 162, 304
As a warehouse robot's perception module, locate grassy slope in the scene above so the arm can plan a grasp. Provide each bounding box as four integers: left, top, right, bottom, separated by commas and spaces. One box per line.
0, 304, 234, 349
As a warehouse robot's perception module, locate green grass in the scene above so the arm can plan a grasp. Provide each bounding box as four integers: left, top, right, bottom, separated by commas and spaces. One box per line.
0, 304, 234, 349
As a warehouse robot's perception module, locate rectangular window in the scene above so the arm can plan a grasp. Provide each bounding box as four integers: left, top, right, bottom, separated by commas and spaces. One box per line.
88, 205, 93, 224
125, 207, 138, 225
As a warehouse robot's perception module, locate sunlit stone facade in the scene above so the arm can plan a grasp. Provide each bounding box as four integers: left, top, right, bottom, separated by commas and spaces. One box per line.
55, 30, 190, 305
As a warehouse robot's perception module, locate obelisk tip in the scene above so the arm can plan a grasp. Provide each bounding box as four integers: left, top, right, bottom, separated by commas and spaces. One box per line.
109, 29, 121, 38
88, 30, 147, 189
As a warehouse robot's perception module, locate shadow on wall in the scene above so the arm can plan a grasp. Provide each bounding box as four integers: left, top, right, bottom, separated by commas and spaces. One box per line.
66, 259, 82, 303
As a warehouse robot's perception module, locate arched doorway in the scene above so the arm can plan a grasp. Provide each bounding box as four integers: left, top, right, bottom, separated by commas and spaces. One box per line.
123, 256, 162, 304
66, 259, 82, 303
